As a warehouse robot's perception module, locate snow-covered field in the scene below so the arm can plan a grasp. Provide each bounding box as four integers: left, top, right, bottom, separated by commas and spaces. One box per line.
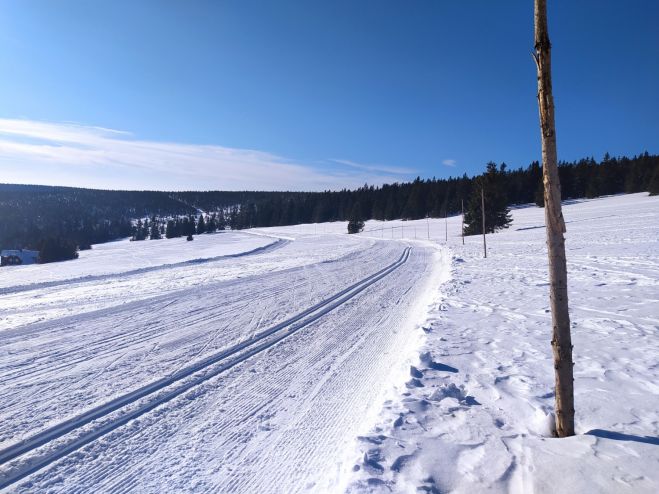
0, 220, 446, 492
0, 192, 657, 493
346, 192, 659, 493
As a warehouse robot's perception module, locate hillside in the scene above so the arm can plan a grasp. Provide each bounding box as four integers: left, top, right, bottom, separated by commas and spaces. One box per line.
1, 152, 657, 252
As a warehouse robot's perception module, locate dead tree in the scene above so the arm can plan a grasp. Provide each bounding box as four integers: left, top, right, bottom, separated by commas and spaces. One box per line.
534, 0, 575, 437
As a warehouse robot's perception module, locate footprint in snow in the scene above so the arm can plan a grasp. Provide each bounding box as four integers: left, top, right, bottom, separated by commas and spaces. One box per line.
410, 366, 423, 378
406, 378, 424, 388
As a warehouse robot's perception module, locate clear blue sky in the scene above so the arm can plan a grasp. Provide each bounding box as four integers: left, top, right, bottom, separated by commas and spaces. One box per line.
0, 0, 657, 191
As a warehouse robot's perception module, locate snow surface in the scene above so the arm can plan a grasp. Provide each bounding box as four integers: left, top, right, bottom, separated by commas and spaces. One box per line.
0, 193, 657, 493
346, 193, 659, 494
0, 221, 446, 492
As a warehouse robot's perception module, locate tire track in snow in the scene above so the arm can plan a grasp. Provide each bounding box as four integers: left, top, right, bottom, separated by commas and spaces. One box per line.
0, 247, 411, 490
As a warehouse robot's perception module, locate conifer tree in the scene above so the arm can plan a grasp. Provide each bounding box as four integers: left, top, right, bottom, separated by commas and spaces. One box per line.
149, 216, 162, 240
165, 219, 177, 239
217, 210, 226, 230
463, 163, 512, 235
208, 213, 217, 232
196, 215, 206, 234
186, 215, 196, 236
347, 201, 365, 234
649, 165, 659, 196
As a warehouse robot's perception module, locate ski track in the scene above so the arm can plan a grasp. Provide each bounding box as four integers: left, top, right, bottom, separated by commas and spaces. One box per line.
0, 236, 441, 493
0, 234, 367, 331
0, 237, 289, 297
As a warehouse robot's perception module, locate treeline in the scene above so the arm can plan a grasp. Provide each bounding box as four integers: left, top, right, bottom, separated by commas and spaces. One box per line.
218, 151, 659, 229
130, 212, 229, 241
1, 152, 657, 254
0, 185, 197, 252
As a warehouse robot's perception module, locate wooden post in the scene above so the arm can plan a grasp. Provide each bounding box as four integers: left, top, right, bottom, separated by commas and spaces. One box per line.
535, 0, 574, 437
481, 188, 487, 258
461, 199, 465, 245
445, 210, 448, 243
427, 217, 430, 240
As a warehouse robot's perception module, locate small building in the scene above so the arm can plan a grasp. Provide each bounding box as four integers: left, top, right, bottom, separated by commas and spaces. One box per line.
1, 249, 40, 266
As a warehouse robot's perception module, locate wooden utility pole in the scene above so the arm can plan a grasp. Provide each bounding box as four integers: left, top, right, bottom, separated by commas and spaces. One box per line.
481, 188, 487, 258
461, 199, 465, 245
534, 0, 575, 437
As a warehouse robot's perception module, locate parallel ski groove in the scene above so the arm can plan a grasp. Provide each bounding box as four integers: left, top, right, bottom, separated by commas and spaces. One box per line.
0, 247, 411, 489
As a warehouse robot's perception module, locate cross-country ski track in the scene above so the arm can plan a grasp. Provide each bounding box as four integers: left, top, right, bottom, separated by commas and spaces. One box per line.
0, 236, 446, 492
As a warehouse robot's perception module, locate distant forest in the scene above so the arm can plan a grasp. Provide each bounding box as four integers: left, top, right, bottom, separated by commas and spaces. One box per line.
1, 152, 657, 256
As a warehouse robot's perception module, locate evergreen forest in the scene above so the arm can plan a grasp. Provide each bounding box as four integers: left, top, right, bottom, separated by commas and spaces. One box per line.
1, 152, 657, 262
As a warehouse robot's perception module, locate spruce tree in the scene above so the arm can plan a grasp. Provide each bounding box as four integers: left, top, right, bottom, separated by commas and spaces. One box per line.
150, 217, 162, 240
347, 201, 365, 234
165, 219, 177, 239
208, 213, 217, 232
463, 163, 512, 235
649, 164, 659, 195
197, 215, 206, 234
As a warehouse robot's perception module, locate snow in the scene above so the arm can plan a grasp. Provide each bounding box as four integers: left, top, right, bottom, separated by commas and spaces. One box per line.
346, 192, 659, 494
0, 231, 275, 291
0, 192, 657, 493
0, 221, 446, 492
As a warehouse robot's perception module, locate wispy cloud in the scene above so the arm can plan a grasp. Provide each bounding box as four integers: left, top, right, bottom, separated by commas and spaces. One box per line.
0, 119, 411, 191
442, 159, 457, 167
329, 158, 415, 175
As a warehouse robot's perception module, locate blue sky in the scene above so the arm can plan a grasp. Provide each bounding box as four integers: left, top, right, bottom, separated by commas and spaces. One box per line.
0, 0, 657, 191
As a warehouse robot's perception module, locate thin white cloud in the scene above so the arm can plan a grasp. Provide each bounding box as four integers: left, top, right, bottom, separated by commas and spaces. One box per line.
442, 159, 457, 167
329, 158, 415, 175
0, 118, 410, 191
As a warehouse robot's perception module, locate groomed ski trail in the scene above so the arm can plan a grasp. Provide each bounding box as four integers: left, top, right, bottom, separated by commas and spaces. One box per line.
1, 238, 447, 493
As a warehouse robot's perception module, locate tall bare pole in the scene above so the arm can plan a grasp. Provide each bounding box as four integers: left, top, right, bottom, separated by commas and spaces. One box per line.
461, 199, 465, 245
534, 0, 574, 437
481, 188, 487, 258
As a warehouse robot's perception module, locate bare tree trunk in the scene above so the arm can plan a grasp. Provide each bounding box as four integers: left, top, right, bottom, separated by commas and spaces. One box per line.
534, 0, 575, 437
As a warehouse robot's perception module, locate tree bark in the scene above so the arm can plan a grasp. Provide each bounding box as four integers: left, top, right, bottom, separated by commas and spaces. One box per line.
534, 0, 575, 437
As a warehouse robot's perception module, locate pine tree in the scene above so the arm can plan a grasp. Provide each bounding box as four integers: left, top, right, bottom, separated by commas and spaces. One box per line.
132, 219, 147, 241
217, 210, 226, 230
347, 201, 365, 234
649, 164, 659, 195
463, 163, 512, 235
186, 215, 196, 236
207, 213, 217, 232
150, 216, 162, 240
165, 219, 177, 239
196, 215, 206, 234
